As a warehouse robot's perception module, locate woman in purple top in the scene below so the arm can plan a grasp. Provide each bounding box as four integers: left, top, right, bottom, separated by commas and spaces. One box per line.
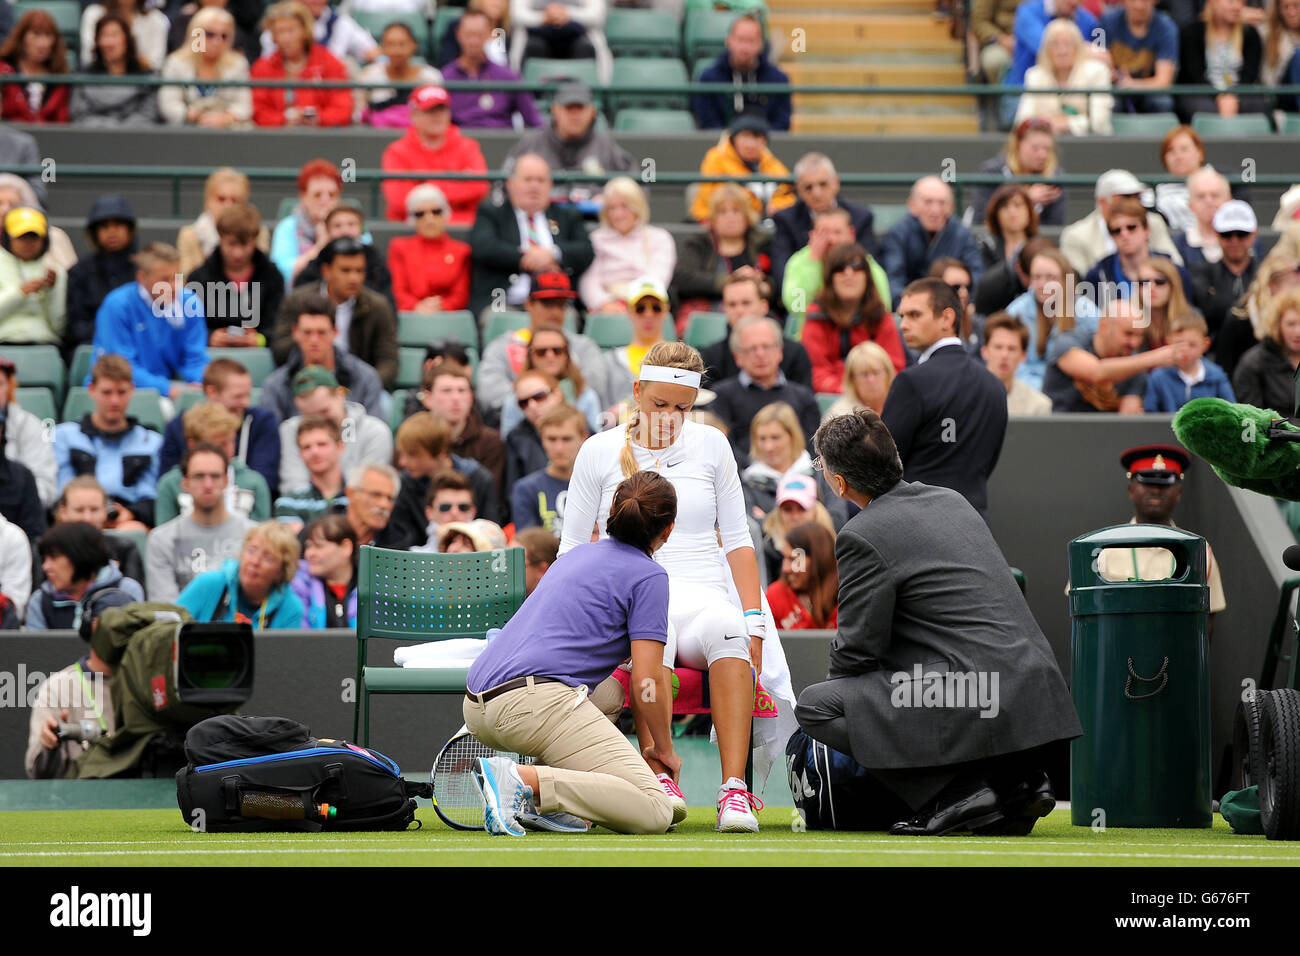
464, 470, 681, 836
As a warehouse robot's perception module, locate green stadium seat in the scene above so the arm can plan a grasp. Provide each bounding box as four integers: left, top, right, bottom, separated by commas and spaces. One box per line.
484, 310, 530, 344
398, 310, 479, 348
15, 386, 56, 423
785, 312, 805, 340
610, 56, 690, 111
1192, 112, 1273, 136
1281, 114, 1300, 134
871, 204, 910, 235
0, 344, 65, 400
63, 387, 166, 432
389, 389, 409, 432
432, 6, 460, 51
208, 347, 274, 382
276, 197, 297, 221
353, 545, 527, 745
17, 0, 80, 51
396, 347, 426, 389
815, 392, 839, 415
585, 313, 634, 349
684, 8, 738, 65
685, 0, 767, 14
104, 528, 147, 570
605, 8, 683, 58
349, 9, 431, 50
614, 108, 697, 132
684, 311, 729, 349
69, 344, 94, 389
1110, 112, 1180, 136
524, 57, 602, 108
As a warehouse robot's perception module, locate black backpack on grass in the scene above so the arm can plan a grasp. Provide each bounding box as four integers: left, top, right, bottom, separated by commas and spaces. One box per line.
175, 715, 431, 832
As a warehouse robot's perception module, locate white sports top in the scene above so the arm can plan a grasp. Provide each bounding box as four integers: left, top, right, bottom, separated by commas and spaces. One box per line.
558, 420, 753, 585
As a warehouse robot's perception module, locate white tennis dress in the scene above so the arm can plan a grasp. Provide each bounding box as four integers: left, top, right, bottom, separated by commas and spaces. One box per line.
559, 419, 799, 788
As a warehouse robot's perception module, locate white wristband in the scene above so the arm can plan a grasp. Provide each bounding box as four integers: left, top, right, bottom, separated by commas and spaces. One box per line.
747, 615, 766, 640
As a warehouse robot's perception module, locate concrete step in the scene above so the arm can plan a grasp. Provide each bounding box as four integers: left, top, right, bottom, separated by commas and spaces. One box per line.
791, 112, 980, 134
783, 60, 966, 86
794, 91, 975, 112
768, 0, 944, 13
768, 12, 957, 56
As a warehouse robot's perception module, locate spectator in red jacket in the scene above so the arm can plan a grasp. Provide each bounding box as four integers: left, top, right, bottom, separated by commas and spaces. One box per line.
0, 10, 70, 124
388, 184, 472, 313
381, 84, 490, 226
250, 0, 352, 128
801, 243, 906, 394
765, 521, 838, 631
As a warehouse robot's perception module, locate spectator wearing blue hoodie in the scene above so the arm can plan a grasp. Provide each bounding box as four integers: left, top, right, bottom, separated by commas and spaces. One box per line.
1143, 312, 1235, 412
86, 242, 209, 401
176, 521, 304, 629
64, 195, 137, 359
25, 522, 144, 631
879, 176, 983, 306
692, 13, 791, 132
290, 513, 357, 629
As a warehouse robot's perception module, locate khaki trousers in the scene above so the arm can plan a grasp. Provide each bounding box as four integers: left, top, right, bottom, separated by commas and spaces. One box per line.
463, 677, 673, 835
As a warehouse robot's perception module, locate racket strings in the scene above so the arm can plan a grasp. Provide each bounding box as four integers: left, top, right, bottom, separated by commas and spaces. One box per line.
432, 735, 534, 830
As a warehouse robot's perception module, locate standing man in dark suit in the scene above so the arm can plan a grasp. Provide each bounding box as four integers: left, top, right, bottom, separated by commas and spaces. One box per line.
797, 409, 1081, 835
882, 277, 1007, 521
769, 153, 876, 293
467, 152, 594, 321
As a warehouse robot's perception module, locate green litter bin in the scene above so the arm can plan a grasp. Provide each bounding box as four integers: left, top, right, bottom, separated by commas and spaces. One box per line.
1067, 524, 1212, 828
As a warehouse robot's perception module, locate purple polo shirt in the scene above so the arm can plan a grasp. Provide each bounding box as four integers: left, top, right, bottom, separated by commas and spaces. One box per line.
444, 59, 544, 129
467, 538, 669, 692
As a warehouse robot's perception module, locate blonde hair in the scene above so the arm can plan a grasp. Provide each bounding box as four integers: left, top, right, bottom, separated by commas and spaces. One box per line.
708, 182, 759, 228
262, 0, 314, 46
1035, 18, 1084, 72
182, 402, 239, 443
841, 341, 896, 406
1264, 287, 1300, 345
181, 8, 242, 71
748, 402, 805, 465
762, 500, 836, 552
621, 342, 706, 477
244, 521, 301, 584
599, 177, 649, 230
1140, 257, 1195, 348
1203, 0, 1245, 55
1235, 252, 1300, 337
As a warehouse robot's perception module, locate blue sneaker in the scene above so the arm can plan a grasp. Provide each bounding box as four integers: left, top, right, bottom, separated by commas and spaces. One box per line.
518, 797, 591, 833
473, 756, 529, 836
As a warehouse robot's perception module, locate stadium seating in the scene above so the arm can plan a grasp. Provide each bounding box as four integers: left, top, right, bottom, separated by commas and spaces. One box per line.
396, 347, 427, 389
483, 310, 530, 344
604, 7, 683, 59
208, 347, 275, 382
15, 386, 57, 423
523, 57, 602, 109
1282, 114, 1300, 134
69, 345, 94, 390
683, 8, 736, 67
398, 310, 479, 348
353, 544, 526, 745
1110, 113, 1181, 136
62, 387, 167, 432
610, 57, 691, 112
16, 0, 80, 55
349, 8, 432, 59
0, 346, 65, 402
614, 109, 697, 133
815, 392, 839, 415
1192, 113, 1273, 137
584, 313, 634, 349
684, 311, 729, 349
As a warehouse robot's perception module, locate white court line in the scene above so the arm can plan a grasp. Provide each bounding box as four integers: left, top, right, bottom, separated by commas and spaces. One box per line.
0, 845, 1291, 862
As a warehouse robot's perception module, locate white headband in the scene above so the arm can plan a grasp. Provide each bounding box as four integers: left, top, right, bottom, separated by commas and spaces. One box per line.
639, 365, 701, 389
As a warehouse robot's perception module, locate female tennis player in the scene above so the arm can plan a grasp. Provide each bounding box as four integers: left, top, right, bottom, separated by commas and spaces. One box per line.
559, 341, 798, 833
465, 470, 680, 836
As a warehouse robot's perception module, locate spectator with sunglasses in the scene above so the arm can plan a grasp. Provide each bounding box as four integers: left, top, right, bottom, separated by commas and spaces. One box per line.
505, 370, 565, 493
272, 236, 399, 390
387, 184, 471, 314
499, 324, 603, 437
159, 7, 251, 128
928, 257, 979, 350
412, 471, 478, 552
1083, 198, 1193, 305
802, 243, 906, 394
782, 208, 891, 322
605, 278, 672, 407
1191, 200, 1262, 345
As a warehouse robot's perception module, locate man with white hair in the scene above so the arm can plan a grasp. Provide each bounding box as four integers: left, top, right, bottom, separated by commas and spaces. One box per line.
1175, 168, 1232, 268
345, 461, 402, 549
1060, 169, 1183, 274
769, 153, 876, 291
879, 176, 982, 306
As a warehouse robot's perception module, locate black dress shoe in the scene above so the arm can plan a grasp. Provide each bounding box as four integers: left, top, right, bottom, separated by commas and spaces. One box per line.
889, 781, 1005, 836
973, 771, 1055, 836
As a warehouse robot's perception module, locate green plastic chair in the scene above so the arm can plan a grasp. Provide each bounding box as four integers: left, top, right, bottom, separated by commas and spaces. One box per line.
484, 310, 530, 345
524, 57, 602, 109
432, 6, 460, 51
1192, 112, 1273, 136
208, 347, 274, 382
815, 392, 839, 415
585, 313, 634, 349
63, 387, 166, 432
15, 386, 56, 423
388, 389, 409, 432
614, 108, 697, 133
350, 9, 430, 51
69, 345, 95, 390
605, 8, 683, 58
684, 8, 738, 65
610, 57, 691, 111
0, 345, 65, 400
1281, 113, 1300, 134
871, 204, 910, 235
684, 311, 729, 349
1110, 112, 1181, 136
396, 347, 426, 389
276, 197, 297, 221
354, 545, 527, 744
398, 310, 479, 348
104, 528, 148, 572
17, 0, 79, 50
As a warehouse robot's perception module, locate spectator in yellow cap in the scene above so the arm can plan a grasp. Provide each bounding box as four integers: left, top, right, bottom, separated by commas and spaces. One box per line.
0, 206, 66, 345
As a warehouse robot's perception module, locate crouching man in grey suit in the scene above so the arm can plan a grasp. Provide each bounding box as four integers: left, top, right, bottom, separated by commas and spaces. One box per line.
796, 409, 1082, 836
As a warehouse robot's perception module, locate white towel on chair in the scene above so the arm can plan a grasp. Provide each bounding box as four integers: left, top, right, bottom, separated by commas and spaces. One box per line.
394, 639, 489, 668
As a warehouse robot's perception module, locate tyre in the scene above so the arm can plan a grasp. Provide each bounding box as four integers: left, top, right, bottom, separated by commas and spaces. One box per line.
1258, 688, 1300, 840
1234, 691, 1267, 789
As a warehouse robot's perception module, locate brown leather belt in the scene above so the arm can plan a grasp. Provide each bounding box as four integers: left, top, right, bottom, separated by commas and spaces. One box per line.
467, 675, 564, 705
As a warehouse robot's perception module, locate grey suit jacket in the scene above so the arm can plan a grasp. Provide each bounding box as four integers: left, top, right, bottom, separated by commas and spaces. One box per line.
829, 479, 1081, 770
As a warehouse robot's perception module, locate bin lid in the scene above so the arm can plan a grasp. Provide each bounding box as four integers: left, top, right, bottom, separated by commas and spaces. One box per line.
1067, 523, 1208, 592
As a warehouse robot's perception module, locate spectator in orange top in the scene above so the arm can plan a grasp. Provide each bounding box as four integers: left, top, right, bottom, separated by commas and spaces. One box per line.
0, 10, 70, 124
250, 1, 352, 128
381, 84, 490, 227
388, 184, 472, 313
765, 521, 838, 631
690, 111, 796, 225
801, 243, 906, 394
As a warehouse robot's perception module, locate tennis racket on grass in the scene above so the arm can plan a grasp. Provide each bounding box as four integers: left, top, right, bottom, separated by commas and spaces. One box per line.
430, 725, 534, 831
